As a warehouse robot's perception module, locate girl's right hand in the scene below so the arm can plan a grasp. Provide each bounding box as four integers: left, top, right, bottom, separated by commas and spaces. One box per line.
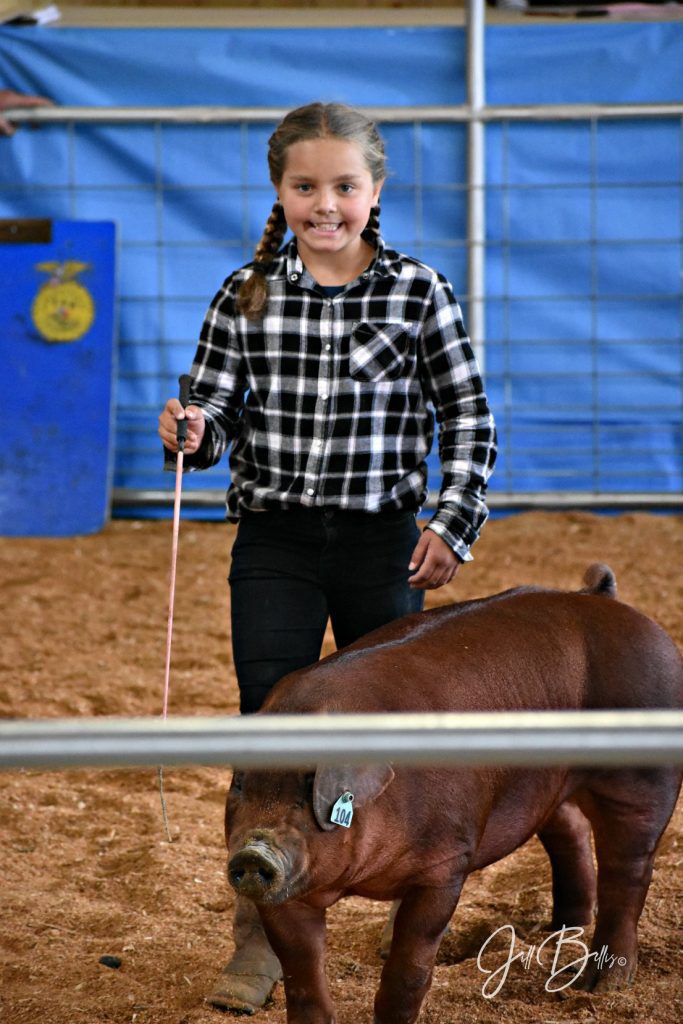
158, 399, 206, 455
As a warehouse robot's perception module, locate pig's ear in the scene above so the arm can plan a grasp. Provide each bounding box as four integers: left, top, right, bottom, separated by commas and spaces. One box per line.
312, 764, 395, 831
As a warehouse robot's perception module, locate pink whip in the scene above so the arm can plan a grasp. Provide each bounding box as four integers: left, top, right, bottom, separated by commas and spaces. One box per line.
159, 373, 191, 841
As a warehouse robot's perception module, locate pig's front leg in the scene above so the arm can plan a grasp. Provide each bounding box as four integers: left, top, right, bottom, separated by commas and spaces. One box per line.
374, 883, 463, 1024
260, 901, 336, 1024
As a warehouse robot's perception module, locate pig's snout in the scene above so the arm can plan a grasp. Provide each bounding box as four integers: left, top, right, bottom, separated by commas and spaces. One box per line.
228, 839, 286, 901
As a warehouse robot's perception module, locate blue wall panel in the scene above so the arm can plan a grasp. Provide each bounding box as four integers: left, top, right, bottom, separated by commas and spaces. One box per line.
0, 220, 116, 535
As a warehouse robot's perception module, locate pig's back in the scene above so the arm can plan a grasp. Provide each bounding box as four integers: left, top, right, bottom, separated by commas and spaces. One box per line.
261, 587, 683, 716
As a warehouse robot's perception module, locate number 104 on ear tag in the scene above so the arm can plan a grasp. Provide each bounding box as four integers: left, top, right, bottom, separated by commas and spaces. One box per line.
330, 791, 354, 828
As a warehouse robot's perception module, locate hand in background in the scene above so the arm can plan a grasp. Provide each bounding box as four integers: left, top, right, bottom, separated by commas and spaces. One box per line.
0, 88, 54, 136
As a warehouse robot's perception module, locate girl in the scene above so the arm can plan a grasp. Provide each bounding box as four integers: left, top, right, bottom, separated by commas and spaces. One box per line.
159, 101, 496, 1011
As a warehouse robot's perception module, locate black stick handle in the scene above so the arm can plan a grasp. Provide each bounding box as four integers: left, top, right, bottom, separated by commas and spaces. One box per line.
176, 374, 191, 452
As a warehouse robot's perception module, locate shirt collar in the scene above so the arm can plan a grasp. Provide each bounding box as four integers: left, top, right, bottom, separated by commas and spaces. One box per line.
365, 234, 402, 279
281, 234, 401, 287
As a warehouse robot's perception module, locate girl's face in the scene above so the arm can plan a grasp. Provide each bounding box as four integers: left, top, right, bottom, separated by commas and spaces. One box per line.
276, 136, 383, 270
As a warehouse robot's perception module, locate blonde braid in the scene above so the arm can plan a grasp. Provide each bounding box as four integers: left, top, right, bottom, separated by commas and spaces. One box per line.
237, 202, 288, 320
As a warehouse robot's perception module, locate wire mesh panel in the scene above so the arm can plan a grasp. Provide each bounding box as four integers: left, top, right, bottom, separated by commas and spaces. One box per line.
485, 116, 682, 499
0, 115, 473, 511
1, 109, 681, 511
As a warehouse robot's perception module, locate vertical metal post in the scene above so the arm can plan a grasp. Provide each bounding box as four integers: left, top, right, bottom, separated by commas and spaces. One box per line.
466, 0, 486, 368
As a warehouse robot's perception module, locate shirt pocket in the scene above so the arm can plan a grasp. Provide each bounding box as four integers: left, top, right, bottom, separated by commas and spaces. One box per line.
349, 321, 414, 383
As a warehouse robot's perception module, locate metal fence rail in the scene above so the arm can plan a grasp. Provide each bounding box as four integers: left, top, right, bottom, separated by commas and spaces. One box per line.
109, 486, 683, 512
2, 710, 682, 772
7, 102, 683, 125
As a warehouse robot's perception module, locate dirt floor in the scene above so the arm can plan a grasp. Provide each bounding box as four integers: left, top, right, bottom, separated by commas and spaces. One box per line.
1, 510, 681, 1024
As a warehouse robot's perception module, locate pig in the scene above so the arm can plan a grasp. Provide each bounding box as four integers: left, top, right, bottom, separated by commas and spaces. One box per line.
223, 565, 683, 1024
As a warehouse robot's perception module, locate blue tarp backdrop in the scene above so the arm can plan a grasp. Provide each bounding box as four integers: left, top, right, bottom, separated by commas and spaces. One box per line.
1, 22, 681, 512
2, 23, 681, 107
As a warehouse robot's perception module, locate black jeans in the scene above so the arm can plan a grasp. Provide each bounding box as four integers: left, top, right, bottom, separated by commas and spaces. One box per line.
228, 507, 425, 714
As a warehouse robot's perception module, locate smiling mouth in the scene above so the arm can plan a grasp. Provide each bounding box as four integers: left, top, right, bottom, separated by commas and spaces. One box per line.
311, 222, 341, 232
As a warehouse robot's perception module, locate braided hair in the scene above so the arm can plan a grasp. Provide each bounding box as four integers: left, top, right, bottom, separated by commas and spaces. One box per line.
236, 201, 288, 320
237, 102, 386, 320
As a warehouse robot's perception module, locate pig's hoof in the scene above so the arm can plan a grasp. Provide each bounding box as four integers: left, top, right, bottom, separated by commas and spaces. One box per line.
574, 962, 634, 993
206, 968, 281, 1014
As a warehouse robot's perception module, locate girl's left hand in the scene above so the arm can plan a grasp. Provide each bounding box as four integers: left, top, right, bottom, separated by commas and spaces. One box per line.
408, 530, 462, 590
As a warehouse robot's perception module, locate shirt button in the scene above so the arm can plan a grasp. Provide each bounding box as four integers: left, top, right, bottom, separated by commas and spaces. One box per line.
325, 344, 331, 352
290, 272, 300, 282
306, 488, 315, 496
321, 393, 329, 401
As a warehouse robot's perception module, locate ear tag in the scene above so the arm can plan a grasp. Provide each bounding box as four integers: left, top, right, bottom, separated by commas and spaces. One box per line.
330, 791, 354, 828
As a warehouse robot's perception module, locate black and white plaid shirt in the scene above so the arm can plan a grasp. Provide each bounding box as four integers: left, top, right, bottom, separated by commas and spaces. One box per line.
181, 236, 496, 561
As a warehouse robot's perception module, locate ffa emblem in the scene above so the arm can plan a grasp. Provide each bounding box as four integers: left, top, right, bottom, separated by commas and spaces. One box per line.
31, 260, 95, 342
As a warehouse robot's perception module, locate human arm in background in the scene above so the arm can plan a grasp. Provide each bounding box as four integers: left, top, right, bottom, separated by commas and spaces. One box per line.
0, 88, 54, 136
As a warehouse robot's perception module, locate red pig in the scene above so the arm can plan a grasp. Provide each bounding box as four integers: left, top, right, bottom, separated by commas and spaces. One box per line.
223, 565, 682, 1024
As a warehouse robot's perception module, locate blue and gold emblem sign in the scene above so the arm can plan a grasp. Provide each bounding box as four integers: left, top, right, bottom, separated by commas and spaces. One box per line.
31, 260, 96, 342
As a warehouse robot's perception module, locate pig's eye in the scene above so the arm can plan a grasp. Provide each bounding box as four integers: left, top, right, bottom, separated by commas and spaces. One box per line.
231, 772, 244, 793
